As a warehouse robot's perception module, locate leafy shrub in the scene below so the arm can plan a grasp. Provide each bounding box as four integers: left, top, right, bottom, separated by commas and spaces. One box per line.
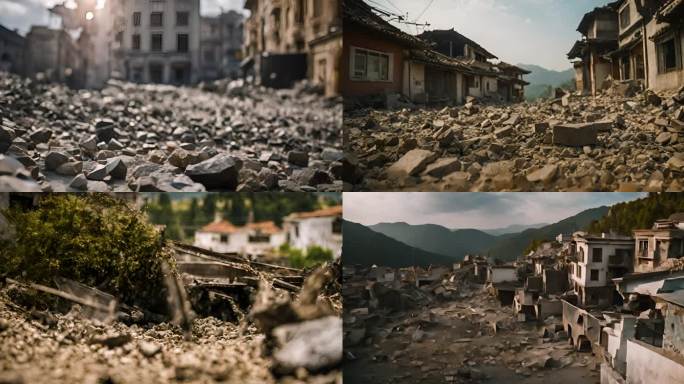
280, 243, 333, 269
0, 194, 174, 311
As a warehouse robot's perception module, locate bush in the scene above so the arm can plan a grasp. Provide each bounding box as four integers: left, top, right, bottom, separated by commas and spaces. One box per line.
280, 243, 333, 269
0, 194, 174, 311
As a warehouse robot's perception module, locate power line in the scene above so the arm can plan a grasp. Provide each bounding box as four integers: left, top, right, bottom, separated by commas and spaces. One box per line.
414, 0, 435, 22
383, 0, 403, 14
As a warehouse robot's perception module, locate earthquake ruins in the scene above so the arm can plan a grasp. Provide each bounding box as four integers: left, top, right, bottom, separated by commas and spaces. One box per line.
342, 0, 684, 192
343, 213, 684, 384
0, 72, 343, 192
0, 193, 342, 384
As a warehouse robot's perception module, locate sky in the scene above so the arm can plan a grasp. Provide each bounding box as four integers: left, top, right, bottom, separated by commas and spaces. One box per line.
0, 0, 245, 35
343, 193, 647, 230
372, 0, 609, 71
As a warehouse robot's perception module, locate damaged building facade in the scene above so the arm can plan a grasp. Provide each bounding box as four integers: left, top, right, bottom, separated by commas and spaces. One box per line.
118, 0, 201, 85
571, 0, 684, 95
242, 0, 342, 96
341, 0, 529, 107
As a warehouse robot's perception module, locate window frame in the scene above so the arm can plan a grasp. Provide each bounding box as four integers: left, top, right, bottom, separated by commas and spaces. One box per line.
176, 11, 189, 26
133, 12, 141, 27
132, 34, 141, 51
592, 248, 603, 263
656, 32, 682, 74
151, 33, 163, 52
150, 12, 164, 28
177, 33, 189, 53
349, 46, 393, 83
590, 269, 600, 281
619, 3, 631, 31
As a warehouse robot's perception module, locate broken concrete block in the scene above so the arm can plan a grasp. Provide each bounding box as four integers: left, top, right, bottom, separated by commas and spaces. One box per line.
552, 123, 598, 147
387, 149, 436, 178
424, 157, 461, 178
526, 164, 558, 184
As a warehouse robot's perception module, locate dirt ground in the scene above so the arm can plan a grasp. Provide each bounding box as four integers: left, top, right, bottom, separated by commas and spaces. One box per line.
344, 285, 601, 384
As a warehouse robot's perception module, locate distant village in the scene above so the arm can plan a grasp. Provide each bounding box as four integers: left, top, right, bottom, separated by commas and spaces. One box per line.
344, 213, 684, 383
0, 0, 341, 96
193, 205, 343, 258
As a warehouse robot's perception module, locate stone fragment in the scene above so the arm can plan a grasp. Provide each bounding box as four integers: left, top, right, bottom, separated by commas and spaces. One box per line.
185, 154, 241, 190
95, 118, 116, 143
552, 123, 598, 147
424, 158, 461, 178
287, 151, 309, 167
272, 316, 342, 374
105, 158, 127, 180
387, 149, 437, 178
526, 164, 558, 184
69, 174, 88, 190
45, 151, 70, 171
29, 128, 52, 144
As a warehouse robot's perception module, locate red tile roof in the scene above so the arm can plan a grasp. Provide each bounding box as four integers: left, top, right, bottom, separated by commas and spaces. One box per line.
288, 205, 343, 220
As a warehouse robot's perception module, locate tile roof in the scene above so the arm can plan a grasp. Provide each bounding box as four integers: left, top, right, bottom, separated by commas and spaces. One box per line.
343, 0, 428, 49
287, 205, 343, 220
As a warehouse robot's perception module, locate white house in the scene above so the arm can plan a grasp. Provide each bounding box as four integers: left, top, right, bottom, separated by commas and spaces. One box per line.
284, 205, 343, 257
571, 232, 634, 307
194, 220, 286, 256
487, 265, 518, 284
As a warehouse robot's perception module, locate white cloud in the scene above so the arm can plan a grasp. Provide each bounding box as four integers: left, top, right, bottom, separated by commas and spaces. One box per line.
343, 193, 645, 229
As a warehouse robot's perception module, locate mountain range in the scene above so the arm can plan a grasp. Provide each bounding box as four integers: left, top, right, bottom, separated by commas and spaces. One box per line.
343, 220, 455, 268
479, 223, 549, 236
346, 206, 610, 267
517, 64, 574, 101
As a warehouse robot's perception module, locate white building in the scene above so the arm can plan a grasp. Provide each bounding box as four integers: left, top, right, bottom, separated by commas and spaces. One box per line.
487, 265, 518, 284
284, 205, 342, 257
119, 0, 201, 84
570, 232, 634, 307
194, 220, 286, 256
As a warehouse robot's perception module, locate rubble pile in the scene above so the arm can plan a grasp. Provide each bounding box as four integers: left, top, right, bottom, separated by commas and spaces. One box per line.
0, 73, 343, 192
345, 85, 684, 191
343, 266, 600, 384
0, 243, 342, 384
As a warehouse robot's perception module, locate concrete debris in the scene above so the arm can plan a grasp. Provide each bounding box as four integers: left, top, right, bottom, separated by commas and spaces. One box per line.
0, 242, 342, 383
345, 87, 684, 191
0, 72, 342, 192
343, 262, 600, 384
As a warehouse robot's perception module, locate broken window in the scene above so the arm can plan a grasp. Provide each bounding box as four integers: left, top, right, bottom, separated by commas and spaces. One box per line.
151, 12, 163, 27
132, 34, 141, 50
590, 269, 599, 281
133, 12, 141, 27
657, 35, 681, 73
619, 5, 630, 30
592, 248, 602, 263
351, 48, 390, 82
177, 34, 189, 53
177, 11, 189, 26
151, 34, 163, 52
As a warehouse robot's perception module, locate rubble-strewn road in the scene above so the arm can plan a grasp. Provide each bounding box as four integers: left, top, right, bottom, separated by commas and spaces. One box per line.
0, 299, 340, 384
343, 272, 600, 384
345, 86, 684, 191
0, 73, 342, 192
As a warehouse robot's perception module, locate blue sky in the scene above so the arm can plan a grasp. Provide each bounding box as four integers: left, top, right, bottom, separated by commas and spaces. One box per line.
343, 193, 646, 229
374, 0, 609, 71
0, 0, 245, 35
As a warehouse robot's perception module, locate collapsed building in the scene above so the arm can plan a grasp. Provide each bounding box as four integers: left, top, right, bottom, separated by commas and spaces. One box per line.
570, 0, 684, 96
341, 0, 529, 107
242, 0, 342, 96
